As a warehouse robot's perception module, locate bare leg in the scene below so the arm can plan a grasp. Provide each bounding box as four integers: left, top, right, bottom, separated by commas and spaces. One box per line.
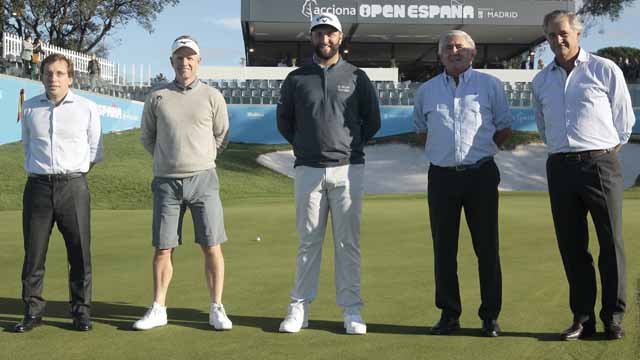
153, 248, 174, 306
201, 245, 224, 304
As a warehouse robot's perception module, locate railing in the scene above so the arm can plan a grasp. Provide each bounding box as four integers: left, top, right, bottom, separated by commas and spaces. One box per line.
2, 32, 114, 82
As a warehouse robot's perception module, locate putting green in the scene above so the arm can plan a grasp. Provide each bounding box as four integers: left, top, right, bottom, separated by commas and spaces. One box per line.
0, 194, 638, 360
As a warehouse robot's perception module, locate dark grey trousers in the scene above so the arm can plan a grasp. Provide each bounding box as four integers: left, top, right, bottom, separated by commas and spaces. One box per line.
21, 175, 92, 317
546, 151, 626, 325
427, 160, 502, 321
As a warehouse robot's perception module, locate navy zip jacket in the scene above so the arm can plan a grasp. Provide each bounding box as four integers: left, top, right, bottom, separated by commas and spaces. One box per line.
277, 58, 381, 168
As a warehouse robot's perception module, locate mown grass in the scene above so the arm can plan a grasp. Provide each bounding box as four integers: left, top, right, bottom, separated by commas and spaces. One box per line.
0, 195, 638, 360
0, 129, 293, 210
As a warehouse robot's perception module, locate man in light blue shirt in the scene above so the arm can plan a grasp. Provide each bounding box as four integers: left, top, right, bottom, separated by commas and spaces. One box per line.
413, 30, 512, 337
532, 10, 635, 341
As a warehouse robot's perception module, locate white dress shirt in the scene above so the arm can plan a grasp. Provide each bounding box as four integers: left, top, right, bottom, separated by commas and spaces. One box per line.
413, 68, 512, 167
22, 90, 103, 174
532, 48, 636, 154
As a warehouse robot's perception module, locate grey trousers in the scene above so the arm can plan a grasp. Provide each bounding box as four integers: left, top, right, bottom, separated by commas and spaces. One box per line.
290, 164, 364, 314
547, 151, 626, 324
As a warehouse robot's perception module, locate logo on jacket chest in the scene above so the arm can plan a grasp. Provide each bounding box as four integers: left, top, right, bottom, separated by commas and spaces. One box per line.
337, 84, 353, 93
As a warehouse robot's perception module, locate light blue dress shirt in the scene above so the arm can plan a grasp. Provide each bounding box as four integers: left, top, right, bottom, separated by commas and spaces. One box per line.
412, 68, 512, 167
532, 48, 635, 154
22, 91, 103, 174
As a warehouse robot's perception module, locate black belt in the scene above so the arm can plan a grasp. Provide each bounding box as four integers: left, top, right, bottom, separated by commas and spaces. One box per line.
432, 156, 494, 172
28, 173, 84, 181
550, 148, 614, 162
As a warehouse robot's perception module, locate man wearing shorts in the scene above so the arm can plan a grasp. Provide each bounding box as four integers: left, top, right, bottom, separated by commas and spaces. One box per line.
134, 35, 232, 331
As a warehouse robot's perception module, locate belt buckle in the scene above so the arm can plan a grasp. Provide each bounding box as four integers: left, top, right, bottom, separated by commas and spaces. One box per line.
565, 153, 581, 162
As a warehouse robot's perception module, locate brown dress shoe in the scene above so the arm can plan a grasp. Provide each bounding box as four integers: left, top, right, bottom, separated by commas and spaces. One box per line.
560, 321, 595, 341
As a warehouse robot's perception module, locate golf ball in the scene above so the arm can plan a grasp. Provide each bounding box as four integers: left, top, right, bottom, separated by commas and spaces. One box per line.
256, 236, 262, 242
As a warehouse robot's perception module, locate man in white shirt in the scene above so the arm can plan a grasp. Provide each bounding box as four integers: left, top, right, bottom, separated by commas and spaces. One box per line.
15, 53, 103, 333
532, 10, 635, 341
413, 30, 512, 337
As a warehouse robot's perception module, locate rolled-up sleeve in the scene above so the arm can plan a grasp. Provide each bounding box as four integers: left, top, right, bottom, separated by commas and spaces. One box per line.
608, 65, 636, 144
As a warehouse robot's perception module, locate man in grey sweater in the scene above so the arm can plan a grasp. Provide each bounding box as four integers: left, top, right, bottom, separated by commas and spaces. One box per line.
277, 13, 381, 335
134, 35, 232, 331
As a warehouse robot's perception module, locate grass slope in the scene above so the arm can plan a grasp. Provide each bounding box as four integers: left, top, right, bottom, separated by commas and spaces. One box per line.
0, 129, 293, 210
0, 195, 639, 359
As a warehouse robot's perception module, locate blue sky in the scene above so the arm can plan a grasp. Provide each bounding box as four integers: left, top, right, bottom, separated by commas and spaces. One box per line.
108, 0, 640, 81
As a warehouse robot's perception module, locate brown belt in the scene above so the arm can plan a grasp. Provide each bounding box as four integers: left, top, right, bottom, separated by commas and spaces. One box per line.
550, 148, 614, 162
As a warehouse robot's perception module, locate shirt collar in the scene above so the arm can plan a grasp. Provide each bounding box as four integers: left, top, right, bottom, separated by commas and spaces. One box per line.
443, 66, 474, 86
313, 56, 343, 70
551, 48, 588, 71
39, 89, 76, 105
172, 78, 200, 91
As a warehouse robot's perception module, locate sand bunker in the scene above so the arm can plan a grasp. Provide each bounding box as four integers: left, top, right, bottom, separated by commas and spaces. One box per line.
257, 143, 640, 194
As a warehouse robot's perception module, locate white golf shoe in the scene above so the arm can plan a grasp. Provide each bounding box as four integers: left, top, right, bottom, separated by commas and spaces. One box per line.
344, 313, 367, 335
209, 303, 233, 330
133, 303, 168, 330
279, 302, 309, 333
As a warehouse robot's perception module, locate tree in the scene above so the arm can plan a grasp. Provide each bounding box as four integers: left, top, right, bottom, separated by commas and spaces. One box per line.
595, 46, 640, 62
577, 0, 637, 20
2, 0, 179, 54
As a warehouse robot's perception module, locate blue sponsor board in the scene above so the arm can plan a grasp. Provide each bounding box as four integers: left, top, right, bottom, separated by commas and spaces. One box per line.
2, 76, 639, 145
227, 105, 640, 144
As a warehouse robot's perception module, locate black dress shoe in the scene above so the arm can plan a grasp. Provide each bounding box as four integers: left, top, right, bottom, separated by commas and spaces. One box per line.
560, 321, 595, 341
431, 316, 460, 335
604, 323, 624, 340
72, 316, 93, 331
13, 316, 42, 333
481, 319, 501, 337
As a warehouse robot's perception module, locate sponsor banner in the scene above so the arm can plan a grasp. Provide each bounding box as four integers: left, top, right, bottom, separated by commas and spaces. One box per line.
245, 0, 574, 26
0, 76, 143, 145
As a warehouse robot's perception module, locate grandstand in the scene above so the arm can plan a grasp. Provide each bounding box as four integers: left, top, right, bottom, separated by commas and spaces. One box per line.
1, 0, 639, 145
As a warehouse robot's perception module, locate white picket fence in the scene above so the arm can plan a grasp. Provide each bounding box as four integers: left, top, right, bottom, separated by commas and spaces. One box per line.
2, 32, 151, 86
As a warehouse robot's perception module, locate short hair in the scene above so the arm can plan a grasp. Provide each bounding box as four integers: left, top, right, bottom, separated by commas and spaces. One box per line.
438, 30, 476, 54
40, 53, 74, 78
543, 10, 583, 34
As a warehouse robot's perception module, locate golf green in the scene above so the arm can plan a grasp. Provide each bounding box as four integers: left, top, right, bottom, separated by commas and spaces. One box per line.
1, 194, 638, 360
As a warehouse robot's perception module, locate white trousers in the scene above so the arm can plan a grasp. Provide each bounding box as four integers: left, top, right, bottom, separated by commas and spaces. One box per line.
290, 164, 365, 314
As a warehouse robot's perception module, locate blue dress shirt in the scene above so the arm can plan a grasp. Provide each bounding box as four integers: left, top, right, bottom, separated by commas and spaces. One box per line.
413, 68, 512, 167
532, 48, 635, 154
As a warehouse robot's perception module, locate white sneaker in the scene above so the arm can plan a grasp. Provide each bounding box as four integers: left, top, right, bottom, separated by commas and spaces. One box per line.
133, 303, 168, 330
279, 302, 309, 333
344, 313, 366, 335
210, 303, 232, 330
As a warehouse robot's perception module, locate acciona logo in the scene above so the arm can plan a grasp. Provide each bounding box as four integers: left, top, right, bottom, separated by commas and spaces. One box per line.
301, 1, 474, 19
301, 0, 357, 18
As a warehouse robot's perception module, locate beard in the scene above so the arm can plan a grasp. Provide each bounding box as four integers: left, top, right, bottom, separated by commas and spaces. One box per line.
314, 43, 340, 60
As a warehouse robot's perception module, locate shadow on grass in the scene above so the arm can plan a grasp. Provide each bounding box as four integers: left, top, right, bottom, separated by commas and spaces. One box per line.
0, 297, 212, 332
0, 297, 572, 340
